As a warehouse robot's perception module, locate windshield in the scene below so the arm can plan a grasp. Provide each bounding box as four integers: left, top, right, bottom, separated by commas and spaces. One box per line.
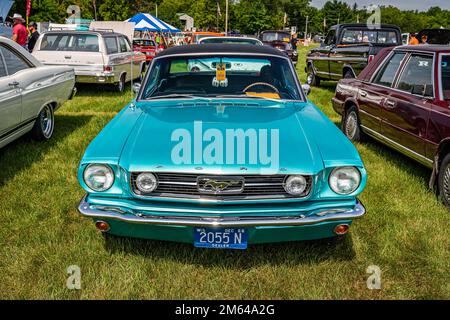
201, 38, 261, 45
262, 32, 290, 42
134, 39, 156, 47
141, 55, 301, 101
40, 33, 99, 52
442, 55, 450, 100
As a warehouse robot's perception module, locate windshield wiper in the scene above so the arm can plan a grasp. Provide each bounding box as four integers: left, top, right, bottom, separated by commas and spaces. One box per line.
145, 94, 211, 101
215, 94, 286, 103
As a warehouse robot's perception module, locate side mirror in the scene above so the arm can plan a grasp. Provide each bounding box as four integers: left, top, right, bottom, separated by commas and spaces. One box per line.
302, 84, 311, 96
133, 82, 141, 95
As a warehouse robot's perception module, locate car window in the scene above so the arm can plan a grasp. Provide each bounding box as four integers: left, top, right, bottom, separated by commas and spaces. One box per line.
142, 55, 301, 101
324, 30, 336, 45
442, 55, 450, 100
40, 34, 99, 52
341, 29, 398, 45
104, 37, 118, 54
118, 36, 129, 52
373, 52, 406, 87
396, 54, 434, 97
0, 45, 30, 75
0, 53, 7, 77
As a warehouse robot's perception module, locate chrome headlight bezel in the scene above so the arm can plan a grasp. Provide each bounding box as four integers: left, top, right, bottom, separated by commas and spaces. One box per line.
83, 164, 115, 192
135, 172, 158, 193
329, 166, 361, 195
283, 175, 308, 196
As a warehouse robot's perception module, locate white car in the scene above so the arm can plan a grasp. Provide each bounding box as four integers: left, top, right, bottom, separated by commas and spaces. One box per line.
0, 37, 75, 148
32, 30, 146, 92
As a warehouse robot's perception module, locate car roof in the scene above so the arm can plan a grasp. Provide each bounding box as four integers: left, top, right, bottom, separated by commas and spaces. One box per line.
156, 43, 288, 58
331, 23, 401, 30
42, 30, 125, 37
394, 45, 450, 53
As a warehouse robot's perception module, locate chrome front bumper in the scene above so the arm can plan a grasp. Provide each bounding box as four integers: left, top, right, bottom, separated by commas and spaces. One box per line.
77, 195, 366, 228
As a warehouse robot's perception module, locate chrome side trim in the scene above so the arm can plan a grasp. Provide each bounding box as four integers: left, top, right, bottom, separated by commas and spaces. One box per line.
361, 125, 433, 168
77, 195, 365, 227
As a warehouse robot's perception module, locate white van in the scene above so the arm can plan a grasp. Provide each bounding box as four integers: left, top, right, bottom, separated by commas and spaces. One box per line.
32, 30, 146, 92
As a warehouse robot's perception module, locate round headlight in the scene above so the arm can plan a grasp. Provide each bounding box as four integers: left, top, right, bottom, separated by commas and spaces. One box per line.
83, 164, 114, 192
329, 167, 361, 195
284, 175, 308, 196
135, 173, 158, 193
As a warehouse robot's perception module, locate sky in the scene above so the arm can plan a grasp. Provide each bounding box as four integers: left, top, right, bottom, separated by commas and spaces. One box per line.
310, 0, 450, 11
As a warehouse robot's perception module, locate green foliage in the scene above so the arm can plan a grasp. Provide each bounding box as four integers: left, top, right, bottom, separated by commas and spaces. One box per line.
22, 0, 450, 34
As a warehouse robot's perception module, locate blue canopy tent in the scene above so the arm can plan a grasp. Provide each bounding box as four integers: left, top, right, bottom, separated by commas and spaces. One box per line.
127, 13, 180, 33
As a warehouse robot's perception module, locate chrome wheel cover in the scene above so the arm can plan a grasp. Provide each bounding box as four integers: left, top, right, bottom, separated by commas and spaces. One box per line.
307, 73, 313, 85
345, 111, 358, 139
40, 105, 53, 138
443, 164, 450, 204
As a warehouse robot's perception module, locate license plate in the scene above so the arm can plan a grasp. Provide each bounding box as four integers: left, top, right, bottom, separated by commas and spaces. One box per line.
194, 227, 247, 250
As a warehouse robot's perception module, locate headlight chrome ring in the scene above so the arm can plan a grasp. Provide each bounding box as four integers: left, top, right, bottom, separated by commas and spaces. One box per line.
83, 164, 114, 192
329, 166, 361, 195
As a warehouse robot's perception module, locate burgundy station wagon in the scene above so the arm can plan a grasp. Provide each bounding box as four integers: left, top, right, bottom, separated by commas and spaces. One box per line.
332, 45, 450, 208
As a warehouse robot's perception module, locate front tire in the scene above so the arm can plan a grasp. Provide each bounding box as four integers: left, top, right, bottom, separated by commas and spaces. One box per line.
31, 104, 54, 141
344, 69, 355, 79
438, 153, 450, 209
306, 65, 320, 86
115, 74, 125, 92
342, 106, 363, 142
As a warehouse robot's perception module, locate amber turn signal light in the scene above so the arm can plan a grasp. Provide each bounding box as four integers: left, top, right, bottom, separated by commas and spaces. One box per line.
334, 224, 349, 235
95, 221, 110, 232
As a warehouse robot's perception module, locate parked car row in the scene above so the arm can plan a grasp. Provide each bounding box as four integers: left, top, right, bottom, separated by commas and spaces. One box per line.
1, 24, 448, 251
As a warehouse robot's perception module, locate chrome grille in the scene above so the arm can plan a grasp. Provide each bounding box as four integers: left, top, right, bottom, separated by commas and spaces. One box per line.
130, 173, 312, 201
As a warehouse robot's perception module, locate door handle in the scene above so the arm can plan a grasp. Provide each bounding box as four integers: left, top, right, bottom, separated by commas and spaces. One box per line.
64, 55, 72, 59
360, 90, 368, 97
385, 100, 396, 108
8, 81, 19, 87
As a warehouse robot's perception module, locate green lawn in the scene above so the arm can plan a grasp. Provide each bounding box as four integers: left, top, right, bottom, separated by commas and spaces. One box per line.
0, 46, 448, 299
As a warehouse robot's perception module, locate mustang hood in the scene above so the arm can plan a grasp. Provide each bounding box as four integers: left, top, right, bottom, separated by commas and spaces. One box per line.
112, 100, 361, 175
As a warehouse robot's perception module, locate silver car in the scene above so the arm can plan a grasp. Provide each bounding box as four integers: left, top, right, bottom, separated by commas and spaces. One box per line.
32, 30, 147, 92
0, 36, 75, 149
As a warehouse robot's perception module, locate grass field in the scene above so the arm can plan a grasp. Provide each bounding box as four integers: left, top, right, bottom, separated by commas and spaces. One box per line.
0, 46, 448, 299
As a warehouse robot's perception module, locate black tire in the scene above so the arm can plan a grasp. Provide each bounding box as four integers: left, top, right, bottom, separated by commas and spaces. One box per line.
342, 106, 363, 142
344, 69, 355, 79
306, 65, 320, 86
438, 153, 450, 209
115, 74, 125, 92
31, 104, 54, 141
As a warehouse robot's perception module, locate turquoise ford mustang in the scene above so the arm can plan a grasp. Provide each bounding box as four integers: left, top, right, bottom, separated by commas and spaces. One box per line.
77, 44, 366, 249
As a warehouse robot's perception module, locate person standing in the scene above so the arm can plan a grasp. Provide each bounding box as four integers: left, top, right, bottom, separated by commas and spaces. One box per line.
421, 35, 429, 45
27, 22, 39, 52
11, 14, 27, 48
409, 33, 419, 45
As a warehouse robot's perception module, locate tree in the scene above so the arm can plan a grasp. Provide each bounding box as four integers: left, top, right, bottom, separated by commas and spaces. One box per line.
30, 0, 61, 23
98, 0, 130, 21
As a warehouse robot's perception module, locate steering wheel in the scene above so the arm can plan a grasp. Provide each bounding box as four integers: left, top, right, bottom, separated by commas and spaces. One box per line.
243, 82, 280, 94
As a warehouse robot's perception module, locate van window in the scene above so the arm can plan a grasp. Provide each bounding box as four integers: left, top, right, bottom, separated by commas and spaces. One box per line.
373, 52, 406, 87
118, 36, 129, 52
40, 34, 99, 52
104, 37, 119, 54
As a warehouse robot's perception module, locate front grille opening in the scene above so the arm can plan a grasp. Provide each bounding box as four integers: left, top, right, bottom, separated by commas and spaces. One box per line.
131, 173, 312, 201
